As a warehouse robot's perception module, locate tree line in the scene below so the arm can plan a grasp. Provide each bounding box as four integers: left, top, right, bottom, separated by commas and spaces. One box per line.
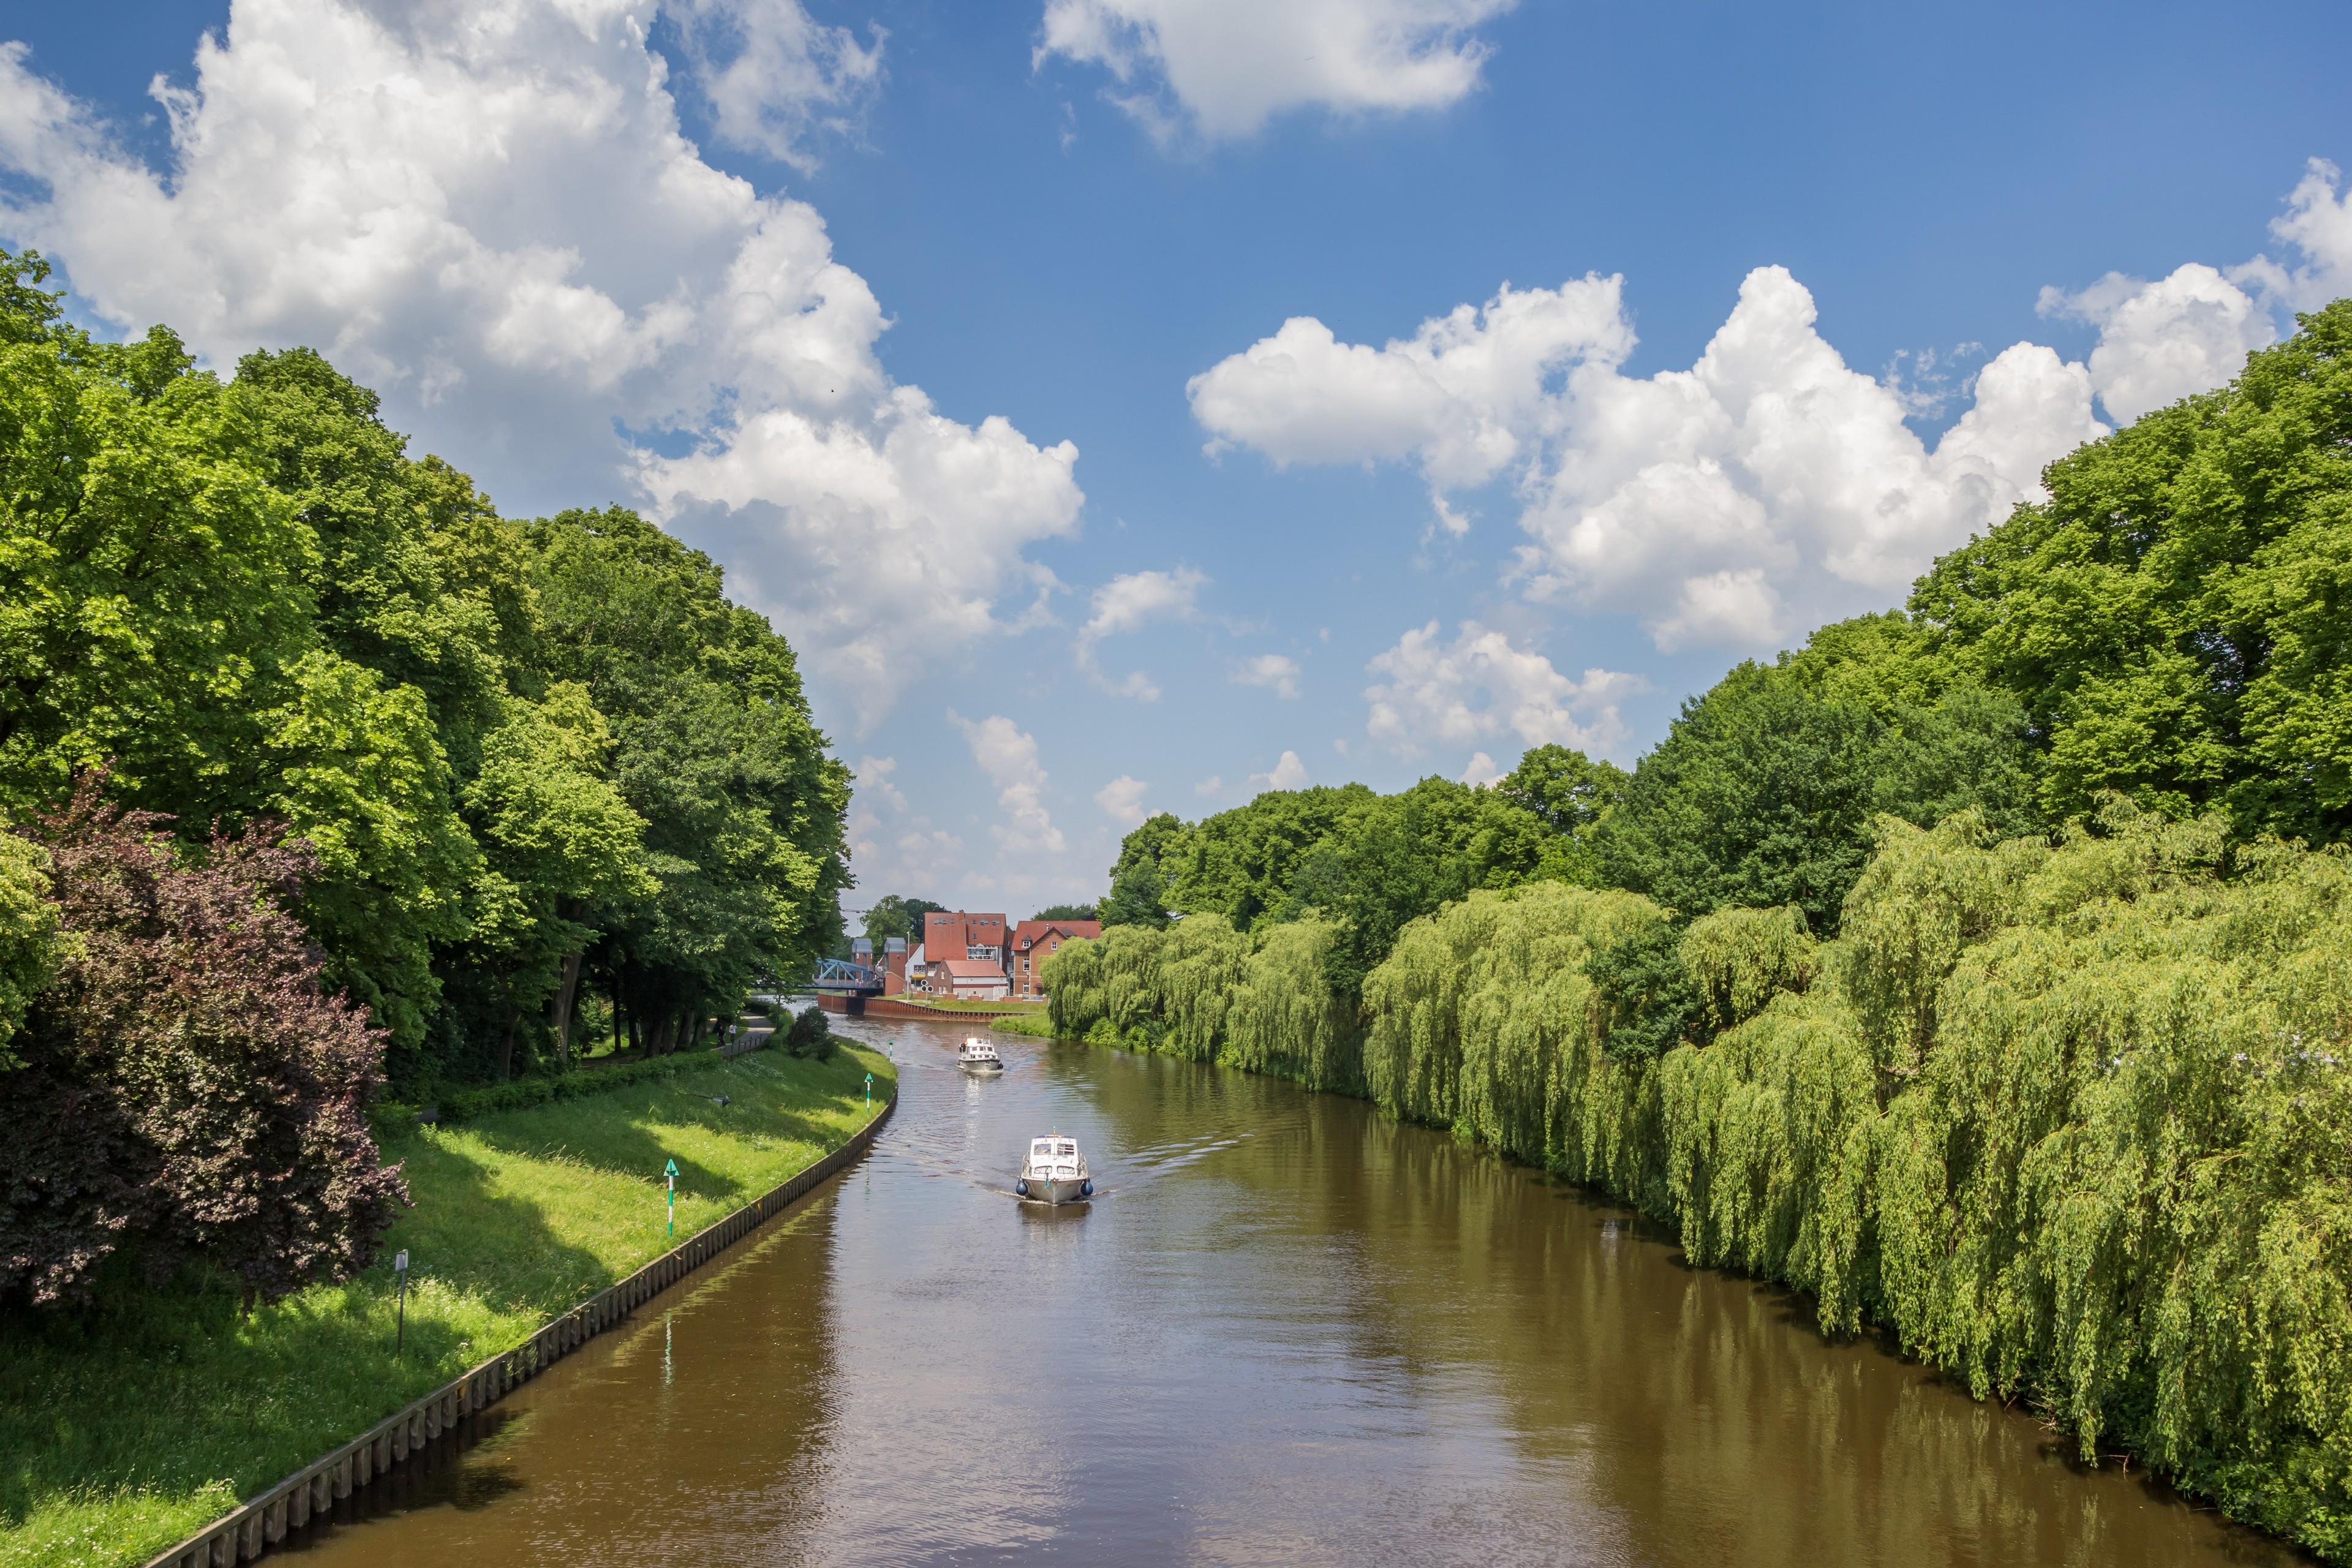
1053, 301, 2352, 1558
0, 251, 850, 1307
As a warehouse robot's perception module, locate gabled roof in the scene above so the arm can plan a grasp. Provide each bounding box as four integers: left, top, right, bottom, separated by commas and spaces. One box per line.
937, 958, 1009, 980
1013, 919, 1101, 951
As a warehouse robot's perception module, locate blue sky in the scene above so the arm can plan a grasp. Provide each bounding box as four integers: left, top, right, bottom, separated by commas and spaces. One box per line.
4, 0, 2348, 917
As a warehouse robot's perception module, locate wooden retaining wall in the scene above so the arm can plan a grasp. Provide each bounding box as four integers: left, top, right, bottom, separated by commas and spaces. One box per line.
816, 993, 1046, 1022
142, 1086, 898, 1568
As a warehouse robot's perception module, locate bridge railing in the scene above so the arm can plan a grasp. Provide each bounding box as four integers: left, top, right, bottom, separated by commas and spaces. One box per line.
812, 957, 885, 991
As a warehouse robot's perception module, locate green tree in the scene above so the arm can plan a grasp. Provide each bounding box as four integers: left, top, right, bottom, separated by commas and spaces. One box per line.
1031, 902, 1098, 922
1156, 788, 1374, 928
0, 252, 480, 1059
1498, 744, 1626, 884
528, 508, 849, 1054
1912, 300, 2352, 844
1100, 858, 1170, 929
1595, 641, 2041, 933
458, 685, 652, 1076
225, 347, 535, 773
862, 894, 946, 949
1281, 777, 1554, 993
1102, 812, 1185, 928
0, 827, 57, 1068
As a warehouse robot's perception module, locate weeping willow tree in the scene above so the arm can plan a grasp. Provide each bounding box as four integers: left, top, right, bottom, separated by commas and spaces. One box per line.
1223, 918, 1361, 1091
1043, 914, 1358, 1087
1861, 807, 2352, 1553
1362, 883, 1665, 1193
1044, 805, 2352, 1557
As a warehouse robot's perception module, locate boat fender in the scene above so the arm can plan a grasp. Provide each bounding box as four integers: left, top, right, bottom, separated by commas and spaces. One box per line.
1080, 1179, 1093, 1197
1015, 1178, 1028, 1196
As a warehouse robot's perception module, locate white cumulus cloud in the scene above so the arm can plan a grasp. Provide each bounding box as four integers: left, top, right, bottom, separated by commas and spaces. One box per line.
2036, 160, 2352, 426
2037, 264, 2276, 425
667, 0, 885, 170
0, 1, 1082, 725
1460, 750, 1504, 787
1076, 567, 1205, 700
2236, 157, 2352, 313
1036, 0, 1515, 144
1191, 160, 2351, 655
952, 711, 1066, 856
1202, 265, 2106, 654
1365, 620, 1639, 760
1232, 653, 1302, 698
1246, 750, 1310, 792
1190, 276, 1630, 496
854, 754, 907, 813
1094, 774, 1150, 827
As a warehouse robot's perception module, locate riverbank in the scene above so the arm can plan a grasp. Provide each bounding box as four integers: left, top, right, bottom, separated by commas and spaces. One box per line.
276, 1012, 2302, 1567
0, 1042, 895, 1568
1036, 848, 2352, 1564
816, 993, 1046, 1021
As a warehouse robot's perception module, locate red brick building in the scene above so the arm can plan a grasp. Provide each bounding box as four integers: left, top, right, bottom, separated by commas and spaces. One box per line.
908, 911, 1008, 994
896, 910, 1100, 999
1011, 919, 1101, 998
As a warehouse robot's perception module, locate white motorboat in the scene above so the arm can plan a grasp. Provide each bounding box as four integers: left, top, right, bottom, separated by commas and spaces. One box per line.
957, 1036, 1004, 1074
1016, 1134, 1091, 1204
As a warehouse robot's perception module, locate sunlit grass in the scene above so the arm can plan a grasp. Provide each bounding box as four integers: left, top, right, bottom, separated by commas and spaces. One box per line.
0, 1044, 894, 1568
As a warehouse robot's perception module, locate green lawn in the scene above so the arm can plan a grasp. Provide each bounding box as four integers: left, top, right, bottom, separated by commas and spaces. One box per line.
0, 1042, 894, 1568
892, 996, 1046, 1012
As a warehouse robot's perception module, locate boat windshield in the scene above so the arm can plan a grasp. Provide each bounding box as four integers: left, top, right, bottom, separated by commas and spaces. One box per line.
1057, 1142, 1076, 1156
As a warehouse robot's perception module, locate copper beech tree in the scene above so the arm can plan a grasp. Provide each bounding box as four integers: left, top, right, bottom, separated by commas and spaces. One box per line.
0, 778, 407, 1308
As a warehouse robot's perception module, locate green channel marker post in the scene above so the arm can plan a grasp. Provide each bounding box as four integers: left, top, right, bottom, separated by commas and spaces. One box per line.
865, 1071, 873, 1107
392, 1249, 409, 1354
665, 1157, 678, 1238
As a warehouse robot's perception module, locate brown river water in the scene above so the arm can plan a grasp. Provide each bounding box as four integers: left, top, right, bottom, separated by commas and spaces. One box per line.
282, 1014, 2304, 1567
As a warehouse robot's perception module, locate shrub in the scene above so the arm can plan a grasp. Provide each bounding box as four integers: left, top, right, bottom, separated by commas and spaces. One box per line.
0, 777, 407, 1308
784, 1005, 835, 1061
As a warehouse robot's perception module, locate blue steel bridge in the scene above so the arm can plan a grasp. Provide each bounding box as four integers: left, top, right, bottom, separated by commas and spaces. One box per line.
812, 957, 886, 996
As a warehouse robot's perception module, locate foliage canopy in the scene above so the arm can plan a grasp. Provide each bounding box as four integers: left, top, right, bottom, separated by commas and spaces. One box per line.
0, 248, 849, 1104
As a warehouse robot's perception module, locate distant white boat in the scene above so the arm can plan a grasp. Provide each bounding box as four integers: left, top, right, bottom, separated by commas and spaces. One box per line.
1017, 1134, 1091, 1204
957, 1036, 1004, 1074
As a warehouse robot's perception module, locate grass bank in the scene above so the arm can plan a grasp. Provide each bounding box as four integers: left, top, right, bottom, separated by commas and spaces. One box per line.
889, 996, 1047, 1014
0, 1042, 894, 1568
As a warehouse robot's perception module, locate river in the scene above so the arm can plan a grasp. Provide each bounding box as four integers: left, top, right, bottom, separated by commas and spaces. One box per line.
282, 1015, 2304, 1566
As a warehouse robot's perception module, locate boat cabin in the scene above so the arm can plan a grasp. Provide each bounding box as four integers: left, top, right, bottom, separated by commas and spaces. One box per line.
1028, 1137, 1082, 1172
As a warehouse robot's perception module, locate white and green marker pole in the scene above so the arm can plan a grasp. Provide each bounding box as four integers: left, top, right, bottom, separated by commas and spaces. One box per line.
865, 1071, 873, 1107
393, 1249, 409, 1354
665, 1157, 678, 1238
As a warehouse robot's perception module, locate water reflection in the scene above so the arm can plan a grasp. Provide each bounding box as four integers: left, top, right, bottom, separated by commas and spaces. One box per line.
287, 1020, 2305, 1567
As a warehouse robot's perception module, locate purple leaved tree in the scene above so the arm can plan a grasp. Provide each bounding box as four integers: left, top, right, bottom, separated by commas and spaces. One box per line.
0, 775, 408, 1309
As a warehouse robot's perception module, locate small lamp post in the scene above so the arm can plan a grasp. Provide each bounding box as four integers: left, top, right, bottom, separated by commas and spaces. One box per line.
665, 1158, 678, 1239
393, 1250, 410, 1354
